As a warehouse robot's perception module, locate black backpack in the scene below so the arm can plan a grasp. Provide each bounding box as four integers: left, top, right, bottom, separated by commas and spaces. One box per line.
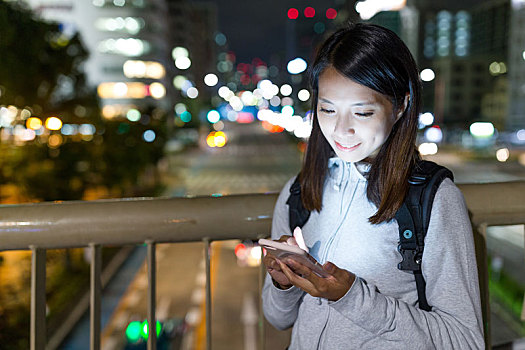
286, 160, 453, 311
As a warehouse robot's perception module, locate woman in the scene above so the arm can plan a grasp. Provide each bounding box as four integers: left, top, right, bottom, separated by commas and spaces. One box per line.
262, 23, 484, 349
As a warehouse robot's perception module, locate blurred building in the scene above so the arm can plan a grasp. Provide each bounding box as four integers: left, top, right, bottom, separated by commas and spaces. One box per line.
414, 0, 510, 128
25, 0, 175, 119
507, 0, 525, 130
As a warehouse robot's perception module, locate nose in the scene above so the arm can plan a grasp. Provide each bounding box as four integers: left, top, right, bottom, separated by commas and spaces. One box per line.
334, 114, 355, 136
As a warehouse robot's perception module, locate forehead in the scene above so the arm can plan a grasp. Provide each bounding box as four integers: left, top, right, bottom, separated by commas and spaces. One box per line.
318, 67, 389, 105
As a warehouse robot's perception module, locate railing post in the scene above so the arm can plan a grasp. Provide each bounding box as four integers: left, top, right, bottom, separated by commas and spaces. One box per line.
90, 244, 101, 350
204, 238, 212, 350
30, 246, 46, 350
259, 247, 266, 350
147, 241, 157, 350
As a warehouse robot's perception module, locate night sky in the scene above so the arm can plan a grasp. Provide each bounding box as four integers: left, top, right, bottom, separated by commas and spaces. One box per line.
191, 0, 488, 64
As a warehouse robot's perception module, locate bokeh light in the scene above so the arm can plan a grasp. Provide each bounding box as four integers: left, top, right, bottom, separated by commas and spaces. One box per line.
287, 8, 299, 19
26, 117, 43, 130
496, 148, 510, 162
204, 73, 219, 87
207, 110, 220, 123
45, 117, 63, 130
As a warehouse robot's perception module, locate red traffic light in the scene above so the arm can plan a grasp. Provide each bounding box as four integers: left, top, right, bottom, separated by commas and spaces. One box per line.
287, 8, 299, 19
304, 7, 315, 18
326, 8, 337, 19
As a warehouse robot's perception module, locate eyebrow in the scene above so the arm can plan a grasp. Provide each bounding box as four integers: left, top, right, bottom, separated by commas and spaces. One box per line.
318, 97, 376, 106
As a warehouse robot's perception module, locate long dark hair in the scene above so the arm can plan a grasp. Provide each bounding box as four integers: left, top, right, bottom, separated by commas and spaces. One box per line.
301, 23, 422, 224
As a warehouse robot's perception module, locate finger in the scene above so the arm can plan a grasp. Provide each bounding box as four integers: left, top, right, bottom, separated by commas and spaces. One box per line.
277, 259, 316, 291
286, 237, 298, 246
286, 258, 324, 284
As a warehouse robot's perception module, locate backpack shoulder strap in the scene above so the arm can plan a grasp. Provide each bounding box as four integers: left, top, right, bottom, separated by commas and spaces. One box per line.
286, 175, 311, 233
395, 160, 454, 311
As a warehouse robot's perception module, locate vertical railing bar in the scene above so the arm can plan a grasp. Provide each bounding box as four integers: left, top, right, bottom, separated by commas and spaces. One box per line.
90, 244, 101, 350
259, 246, 265, 350
147, 241, 157, 350
30, 246, 46, 350
204, 238, 212, 350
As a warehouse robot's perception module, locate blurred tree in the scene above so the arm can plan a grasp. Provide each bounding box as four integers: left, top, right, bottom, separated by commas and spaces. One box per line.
0, 2, 167, 201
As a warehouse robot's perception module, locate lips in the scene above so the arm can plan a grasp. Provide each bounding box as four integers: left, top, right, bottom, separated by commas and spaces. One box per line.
335, 141, 361, 152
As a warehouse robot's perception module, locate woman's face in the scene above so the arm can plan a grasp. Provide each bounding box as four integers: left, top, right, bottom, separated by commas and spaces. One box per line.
317, 66, 403, 163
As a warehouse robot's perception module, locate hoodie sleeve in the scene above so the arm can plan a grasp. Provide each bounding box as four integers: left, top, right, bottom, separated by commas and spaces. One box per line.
262, 176, 306, 330
328, 178, 485, 349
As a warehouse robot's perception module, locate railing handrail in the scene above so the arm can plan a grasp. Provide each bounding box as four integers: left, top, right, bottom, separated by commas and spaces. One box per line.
1, 181, 524, 251
0, 193, 278, 251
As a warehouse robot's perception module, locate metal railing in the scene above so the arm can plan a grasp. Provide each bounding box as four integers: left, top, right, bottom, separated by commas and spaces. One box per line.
1, 181, 524, 350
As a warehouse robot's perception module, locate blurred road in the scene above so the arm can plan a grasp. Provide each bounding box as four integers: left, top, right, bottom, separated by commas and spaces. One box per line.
95, 122, 523, 349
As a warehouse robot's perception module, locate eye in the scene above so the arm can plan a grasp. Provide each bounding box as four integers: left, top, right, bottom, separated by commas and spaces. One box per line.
355, 112, 373, 118
319, 108, 335, 114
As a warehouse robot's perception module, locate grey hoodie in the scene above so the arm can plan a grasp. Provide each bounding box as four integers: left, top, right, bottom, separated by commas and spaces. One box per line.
262, 158, 485, 349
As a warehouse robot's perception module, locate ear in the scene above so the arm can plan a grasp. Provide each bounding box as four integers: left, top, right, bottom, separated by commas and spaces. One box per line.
395, 94, 410, 122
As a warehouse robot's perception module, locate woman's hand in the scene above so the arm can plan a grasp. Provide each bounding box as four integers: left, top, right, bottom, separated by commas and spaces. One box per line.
262, 235, 298, 289
276, 258, 355, 301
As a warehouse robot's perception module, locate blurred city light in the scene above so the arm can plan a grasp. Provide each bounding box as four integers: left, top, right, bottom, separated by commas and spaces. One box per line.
280, 84, 292, 96
149, 82, 166, 99
123, 60, 165, 79
186, 87, 199, 99
173, 75, 188, 90
215, 32, 227, 46
355, 0, 406, 20
26, 117, 43, 130
298, 89, 310, 102
419, 142, 438, 155
206, 131, 228, 148
79, 124, 96, 135
95, 17, 145, 34
126, 109, 141, 122
143, 130, 156, 142
420, 68, 435, 82
489, 61, 507, 76
304, 7, 315, 18
270, 96, 281, 107
214, 131, 227, 147
207, 110, 221, 123
496, 148, 510, 162
213, 120, 224, 131
126, 321, 142, 343
172, 46, 189, 60
175, 103, 187, 115
48, 134, 63, 147
326, 8, 338, 19
470, 122, 495, 138
287, 58, 307, 74
424, 126, 443, 143
204, 73, 219, 87
419, 112, 434, 127
175, 56, 191, 70
98, 38, 148, 56
517, 129, 525, 141
98, 82, 149, 99
45, 117, 63, 131
180, 111, 192, 122
287, 8, 299, 19
140, 320, 161, 340
281, 105, 294, 116
229, 96, 244, 111
281, 97, 294, 106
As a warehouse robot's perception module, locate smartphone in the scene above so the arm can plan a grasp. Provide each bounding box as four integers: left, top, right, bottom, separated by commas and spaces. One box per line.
258, 238, 328, 278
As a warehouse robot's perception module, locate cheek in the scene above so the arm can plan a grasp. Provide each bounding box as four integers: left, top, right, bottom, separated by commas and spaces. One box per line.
318, 117, 334, 139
